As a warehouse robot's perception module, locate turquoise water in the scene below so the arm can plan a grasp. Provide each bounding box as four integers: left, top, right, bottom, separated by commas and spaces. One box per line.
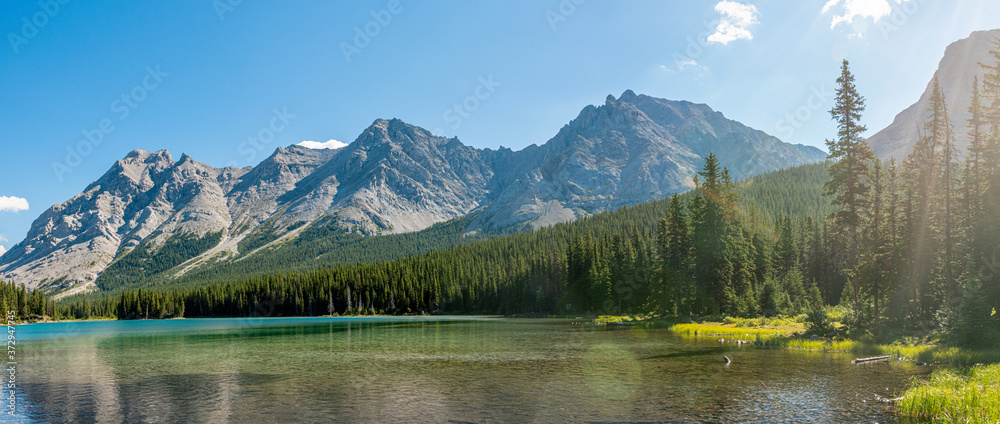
9, 317, 930, 423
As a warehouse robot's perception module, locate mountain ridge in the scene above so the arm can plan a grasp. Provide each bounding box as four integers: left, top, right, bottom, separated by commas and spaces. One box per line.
0, 91, 826, 294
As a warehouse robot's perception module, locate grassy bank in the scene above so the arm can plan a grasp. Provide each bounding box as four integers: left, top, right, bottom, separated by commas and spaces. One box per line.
667, 322, 791, 340
654, 317, 1000, 422
657, 319, 1000, 365
898, 364, 1000, 423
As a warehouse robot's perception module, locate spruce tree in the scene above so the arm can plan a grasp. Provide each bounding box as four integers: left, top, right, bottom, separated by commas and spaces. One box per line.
965, 75, 987, 236
691, 153, 734, 314
902, 76, 950, 318
656, 194, 692, 315
824, 59, 875, 303
937, 88, 960, 306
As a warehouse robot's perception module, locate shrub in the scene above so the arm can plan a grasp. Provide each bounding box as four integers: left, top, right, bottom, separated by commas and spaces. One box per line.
805, 309, 833, 335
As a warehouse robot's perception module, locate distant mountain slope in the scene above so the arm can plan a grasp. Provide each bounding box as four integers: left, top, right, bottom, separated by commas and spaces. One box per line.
96, 161, 836, 294
0, 91, 825, 293
475, 91, 825, 230
869, 29, 1000, 160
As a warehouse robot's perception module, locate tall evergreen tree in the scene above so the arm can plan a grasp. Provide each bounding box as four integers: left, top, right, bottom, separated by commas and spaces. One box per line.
691, 153, 734, 314
937, 88, 961, 306
901, 76, 945, 318
824, 59, 875, 302
656, 194, 693, 315
964, 75, 988, 238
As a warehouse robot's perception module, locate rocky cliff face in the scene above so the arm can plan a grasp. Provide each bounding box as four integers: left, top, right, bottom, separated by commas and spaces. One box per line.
0, 92, 825, 293
0, 150, 239, 293
869, 29, 1000, 161
277, 119, 494, 234
477, 90, 824, 229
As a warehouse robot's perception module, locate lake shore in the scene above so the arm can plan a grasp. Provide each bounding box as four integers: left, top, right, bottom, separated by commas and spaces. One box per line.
636, 316, 1000, 422
652, 318, 1000, 365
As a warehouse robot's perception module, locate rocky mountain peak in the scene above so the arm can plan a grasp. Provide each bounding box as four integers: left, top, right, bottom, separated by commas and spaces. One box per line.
868, 29, 1000, 160
1, 92, 826, 293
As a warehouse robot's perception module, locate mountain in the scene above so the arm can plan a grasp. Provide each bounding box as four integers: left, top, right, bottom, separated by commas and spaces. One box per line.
0, 91, 825, 294
474, 91, 825, 230
868, 29, 999, 161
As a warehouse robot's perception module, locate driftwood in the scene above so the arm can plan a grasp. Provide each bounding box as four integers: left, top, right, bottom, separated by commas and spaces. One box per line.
853, 355, 892, 364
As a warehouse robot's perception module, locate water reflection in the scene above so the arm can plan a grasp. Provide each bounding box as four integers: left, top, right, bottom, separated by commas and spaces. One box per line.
14, 318, 930, 423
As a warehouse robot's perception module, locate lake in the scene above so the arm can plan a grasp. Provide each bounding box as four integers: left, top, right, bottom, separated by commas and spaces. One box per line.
10, 317, 931, 423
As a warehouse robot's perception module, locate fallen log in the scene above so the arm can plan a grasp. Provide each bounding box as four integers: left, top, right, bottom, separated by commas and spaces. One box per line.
853, 355, 892, 364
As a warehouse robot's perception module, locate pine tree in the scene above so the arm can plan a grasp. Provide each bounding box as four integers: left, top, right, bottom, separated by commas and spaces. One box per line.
909, 76, 959, 318
860, 158, 895, 323
775, 215, 797, 275
965, 75, 988, 239
937, 88, 961, 306
691, 153, 735, 314
345, 285, 353, 314
824, 59, 875, 303
656, 194, 693, 315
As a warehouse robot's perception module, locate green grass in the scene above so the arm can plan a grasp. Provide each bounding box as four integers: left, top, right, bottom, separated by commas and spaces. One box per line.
722, 315, 806, 328
899, 364, 1000, 423
664, 321, 1000, 363
768, 338, 862, 352
595, 314, 653, 324
663, 316, 1000, 422
667, 322, 790, 340
878, 345, 1000, 365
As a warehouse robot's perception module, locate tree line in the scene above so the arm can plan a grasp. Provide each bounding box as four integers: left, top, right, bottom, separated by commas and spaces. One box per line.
47, 158, 833, 322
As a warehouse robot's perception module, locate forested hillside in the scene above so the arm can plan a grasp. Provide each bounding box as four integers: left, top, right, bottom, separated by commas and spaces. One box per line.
44, 160, 834, 319
96, 216, 489, 292
88, 159, 833, 293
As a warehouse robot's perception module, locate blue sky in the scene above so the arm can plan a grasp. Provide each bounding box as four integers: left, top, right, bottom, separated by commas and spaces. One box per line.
1, 0, 998, 252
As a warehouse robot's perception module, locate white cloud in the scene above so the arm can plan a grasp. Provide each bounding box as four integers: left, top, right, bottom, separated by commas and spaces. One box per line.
0, 196, 28, 213
822, 0, 909, 29
664, 59, 709, 74
0, 246, 6, 256
297, 139, 348, 150
678, 59, 698, 70
707, 1, 759, 45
